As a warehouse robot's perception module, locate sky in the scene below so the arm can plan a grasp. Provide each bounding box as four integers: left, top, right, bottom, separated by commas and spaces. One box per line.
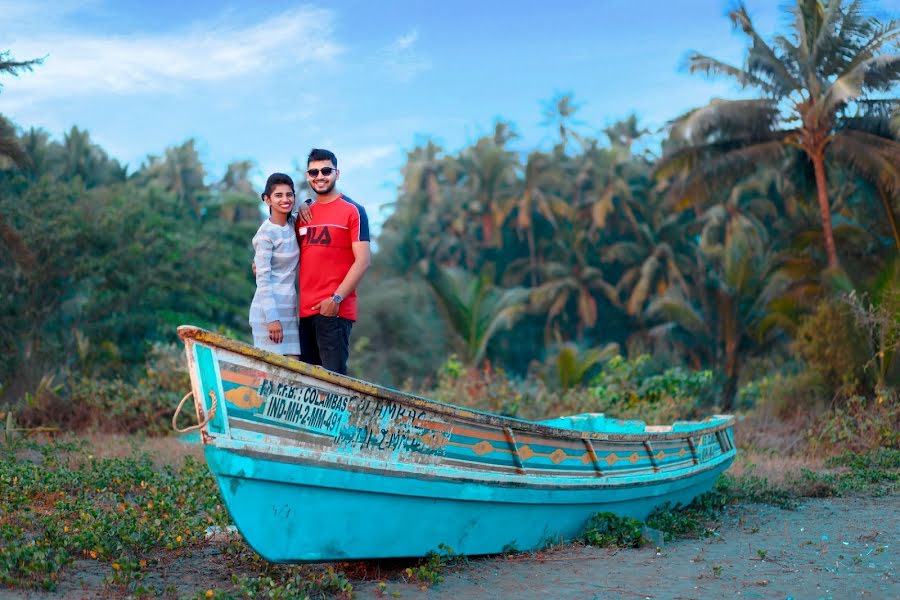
2, 0, 882, 229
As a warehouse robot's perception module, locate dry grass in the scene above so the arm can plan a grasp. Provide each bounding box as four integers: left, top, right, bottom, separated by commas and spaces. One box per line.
732, 410, 814, 455
48, 432, 204, 466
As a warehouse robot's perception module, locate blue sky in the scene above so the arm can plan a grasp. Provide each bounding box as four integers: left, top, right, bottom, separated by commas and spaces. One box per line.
0, 0, 823, 227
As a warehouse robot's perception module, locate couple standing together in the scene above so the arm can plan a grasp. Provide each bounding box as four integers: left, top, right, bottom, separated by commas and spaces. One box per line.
249, 148, 370, 375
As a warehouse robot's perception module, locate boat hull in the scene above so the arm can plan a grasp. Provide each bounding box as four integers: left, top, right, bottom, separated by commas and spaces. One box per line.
177, 326, 736, 561
207, 444, 731, 561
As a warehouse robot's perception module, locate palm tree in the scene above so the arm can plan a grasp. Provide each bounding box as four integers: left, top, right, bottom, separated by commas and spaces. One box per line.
423, 265, 530, 366
217, 160, 260, 223
647, 200, 787, 409
501, 151, 569, 286
526, 224, 619, 341
379, 141, 468, 273
599, 179, 692, 320
541, 93, 585, 151
458, 122, 519, 250
658, 0, 900, 270
137, 140, 208, 219
603, 114, 651, 153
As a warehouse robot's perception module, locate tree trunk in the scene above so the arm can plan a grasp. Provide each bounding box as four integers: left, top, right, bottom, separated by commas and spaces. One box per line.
721, 372, 738, 413
811, 152, 840, 269
527, 227, 538, 287
719, 291, 739, 412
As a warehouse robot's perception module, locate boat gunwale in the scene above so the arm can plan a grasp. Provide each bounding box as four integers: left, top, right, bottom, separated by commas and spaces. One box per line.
208, 441, 737, 493
178, 325, 735, 442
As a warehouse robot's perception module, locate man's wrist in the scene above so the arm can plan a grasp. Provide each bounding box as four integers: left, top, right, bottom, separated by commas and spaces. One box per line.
331, 293, 343, 304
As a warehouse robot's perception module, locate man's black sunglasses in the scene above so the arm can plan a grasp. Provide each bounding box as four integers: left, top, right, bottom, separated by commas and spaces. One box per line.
307, 167, 336, 177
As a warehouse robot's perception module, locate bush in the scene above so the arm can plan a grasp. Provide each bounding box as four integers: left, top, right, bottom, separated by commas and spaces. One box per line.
589, 355, 713, 422
15, 344, 189, 435
427, 356, 529, 418
738, 370, 829, 418
793, 299, 868, 396
805, 394, 900, 454
581, 512, 645, 548
428, 354, 712, 424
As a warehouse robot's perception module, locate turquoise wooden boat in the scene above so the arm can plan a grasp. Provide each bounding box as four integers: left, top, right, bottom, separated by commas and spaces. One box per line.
176, 325, 736, 562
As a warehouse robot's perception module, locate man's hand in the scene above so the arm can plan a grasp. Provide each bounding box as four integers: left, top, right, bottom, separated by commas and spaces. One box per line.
267, 320, 284, 343
297, 200, 312, 224
312, 297, 339, 317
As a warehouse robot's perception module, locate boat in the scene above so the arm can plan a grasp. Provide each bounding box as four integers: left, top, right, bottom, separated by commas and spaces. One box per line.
175, 325, 736, 562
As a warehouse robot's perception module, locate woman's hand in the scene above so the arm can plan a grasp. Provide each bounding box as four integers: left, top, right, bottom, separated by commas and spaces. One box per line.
268, 320, 284, 344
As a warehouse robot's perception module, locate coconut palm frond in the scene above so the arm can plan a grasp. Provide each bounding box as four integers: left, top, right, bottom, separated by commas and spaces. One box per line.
729, 3, 802, 95
809, 0, 850, 64
663, 138, 790, 209
818, 52, 900, 117
685, 53, 778, 93
646, 294, 708, 336
838, 99, 899, 138
667, 99, 779, 145
601, 241, 644, 265
473, 291, 531, 365
423, 265, 530, 365
552, 342, 620, 390
861, 50, 900, 92
830, 130, 900, 194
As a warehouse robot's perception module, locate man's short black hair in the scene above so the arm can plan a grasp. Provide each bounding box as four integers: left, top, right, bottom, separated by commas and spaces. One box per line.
307, 148, 337, 168
262, 172, 295, 200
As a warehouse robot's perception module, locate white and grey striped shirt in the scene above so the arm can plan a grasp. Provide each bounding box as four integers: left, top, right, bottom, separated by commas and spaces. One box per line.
249, 219, 301, 354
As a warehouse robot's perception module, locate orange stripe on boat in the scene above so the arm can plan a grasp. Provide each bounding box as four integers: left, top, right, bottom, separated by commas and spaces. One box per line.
221, 370, 262, 387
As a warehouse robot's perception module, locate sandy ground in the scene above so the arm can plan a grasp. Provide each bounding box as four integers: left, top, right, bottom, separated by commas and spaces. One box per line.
2, 495, 895, 600
348, 496, 897, 600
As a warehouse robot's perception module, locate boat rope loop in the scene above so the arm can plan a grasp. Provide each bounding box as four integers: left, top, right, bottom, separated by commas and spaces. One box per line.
172, 390, 218, 433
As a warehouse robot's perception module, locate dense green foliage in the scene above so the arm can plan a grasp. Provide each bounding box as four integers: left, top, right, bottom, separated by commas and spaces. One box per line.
360, 0, 900, 411
0, 125, 261, 405
1, 1, 898, 425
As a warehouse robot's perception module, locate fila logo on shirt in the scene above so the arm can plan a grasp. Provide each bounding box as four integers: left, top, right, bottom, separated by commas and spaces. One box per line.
305, 226, 332, 245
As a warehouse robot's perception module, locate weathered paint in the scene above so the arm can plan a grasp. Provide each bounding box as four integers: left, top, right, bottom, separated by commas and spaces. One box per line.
177, 325, 737, 561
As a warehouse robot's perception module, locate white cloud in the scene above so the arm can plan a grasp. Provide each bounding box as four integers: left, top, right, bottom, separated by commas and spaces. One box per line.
0, 6, 343, 110
375, 29, 431, 83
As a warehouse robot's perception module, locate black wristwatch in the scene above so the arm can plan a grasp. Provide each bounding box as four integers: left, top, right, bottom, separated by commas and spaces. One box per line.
331, 293, 343, 304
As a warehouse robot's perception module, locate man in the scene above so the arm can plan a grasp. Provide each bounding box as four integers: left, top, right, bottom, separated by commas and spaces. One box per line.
296, 148, 371, 375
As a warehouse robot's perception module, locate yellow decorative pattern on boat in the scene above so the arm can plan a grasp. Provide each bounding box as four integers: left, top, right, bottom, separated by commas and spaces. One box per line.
225, 386, 264, 410
549, 449, 567, 464
472, 441, 494, 455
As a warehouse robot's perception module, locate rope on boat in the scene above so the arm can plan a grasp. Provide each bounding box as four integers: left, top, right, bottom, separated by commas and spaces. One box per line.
172, 390, 217, 433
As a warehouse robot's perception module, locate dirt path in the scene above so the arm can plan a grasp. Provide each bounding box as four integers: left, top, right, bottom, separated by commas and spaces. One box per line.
2, 496, 896, 599
353, 496, 897, 600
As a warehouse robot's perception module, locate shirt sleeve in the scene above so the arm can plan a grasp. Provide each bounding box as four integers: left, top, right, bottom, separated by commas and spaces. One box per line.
253, 233, 280, 323
350, 203, 370, 242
